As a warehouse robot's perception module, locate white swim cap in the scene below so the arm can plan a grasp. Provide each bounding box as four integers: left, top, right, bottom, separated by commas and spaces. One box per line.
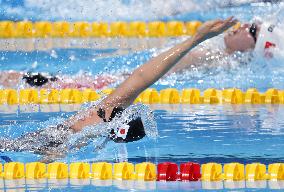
254, 21, 283, 58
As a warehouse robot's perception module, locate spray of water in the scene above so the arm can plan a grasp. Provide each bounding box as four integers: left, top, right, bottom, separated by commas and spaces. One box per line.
1, 0, 283, 21
0, 99, 157, 162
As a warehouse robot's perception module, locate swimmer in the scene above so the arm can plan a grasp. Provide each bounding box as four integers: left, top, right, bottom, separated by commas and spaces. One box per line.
0, 71, 119, 89
0, 17, 237, 161
171, 19, 283, 72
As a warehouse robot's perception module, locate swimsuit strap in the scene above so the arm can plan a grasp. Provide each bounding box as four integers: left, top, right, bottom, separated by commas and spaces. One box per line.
97, 107, 124, 122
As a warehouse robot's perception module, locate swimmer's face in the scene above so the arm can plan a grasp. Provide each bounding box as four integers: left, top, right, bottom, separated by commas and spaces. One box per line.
224, 23, 259, 53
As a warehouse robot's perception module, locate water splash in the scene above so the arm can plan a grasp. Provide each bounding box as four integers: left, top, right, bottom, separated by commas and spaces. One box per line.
0, 100, 157, 163
67, 102, 158, 149
1, 0, 283, 21
147, 16, 284, 91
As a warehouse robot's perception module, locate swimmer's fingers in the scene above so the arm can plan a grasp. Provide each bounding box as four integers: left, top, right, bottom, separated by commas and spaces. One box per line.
196, 16, 238, 40
219, 17, 238, 31
212, 17, 238, 33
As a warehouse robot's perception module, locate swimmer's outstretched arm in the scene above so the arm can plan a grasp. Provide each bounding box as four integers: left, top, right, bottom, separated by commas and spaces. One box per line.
101, 18, 237, 106
69, 17, 237, 131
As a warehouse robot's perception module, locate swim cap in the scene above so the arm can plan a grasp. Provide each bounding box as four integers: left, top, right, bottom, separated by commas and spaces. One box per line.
109, 117, 146, 143
23, 73, 49, 87
254, 21, 283, 58
97, 107, 146, 143
23, 73, 58, 87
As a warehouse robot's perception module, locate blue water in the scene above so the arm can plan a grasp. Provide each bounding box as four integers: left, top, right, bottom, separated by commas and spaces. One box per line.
1, 1, 284, 191
1, 104, 284, 164
0, 104, 284, 191
0, 178, 284, 191
1, 47, 284, 91
1, 178, 284, 191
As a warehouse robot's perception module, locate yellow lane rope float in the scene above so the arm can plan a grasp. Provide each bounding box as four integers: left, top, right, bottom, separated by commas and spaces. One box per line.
0, 21, 205, 38
0, 162, 283, 181
0, 88, 283, 105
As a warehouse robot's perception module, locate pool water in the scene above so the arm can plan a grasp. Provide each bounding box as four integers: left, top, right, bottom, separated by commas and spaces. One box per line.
0, 104, 284, 191
1, 1, 284, 191
1, 104, 284, 164
0, 178, 284, 191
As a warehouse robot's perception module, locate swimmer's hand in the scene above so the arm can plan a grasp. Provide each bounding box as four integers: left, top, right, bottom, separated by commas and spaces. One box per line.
194, 16, 238, 42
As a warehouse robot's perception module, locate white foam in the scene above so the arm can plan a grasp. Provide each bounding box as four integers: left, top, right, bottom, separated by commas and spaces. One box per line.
4, 0, 200, 21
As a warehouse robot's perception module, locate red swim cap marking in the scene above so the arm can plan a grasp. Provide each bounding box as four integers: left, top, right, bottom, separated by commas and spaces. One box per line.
116, 125, 129, 139
264, 41, 276, 58
265, 41, 276, 49
120, 128, 126, 135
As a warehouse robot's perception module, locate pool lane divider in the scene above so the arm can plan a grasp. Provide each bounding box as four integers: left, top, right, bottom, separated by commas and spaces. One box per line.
0, 162, 283, 181
0, 21, 242, 38
0, 88, 284, 105
0, 21, 207, 38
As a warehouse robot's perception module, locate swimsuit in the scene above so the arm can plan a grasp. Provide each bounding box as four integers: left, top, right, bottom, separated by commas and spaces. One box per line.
0, 106, 146, 154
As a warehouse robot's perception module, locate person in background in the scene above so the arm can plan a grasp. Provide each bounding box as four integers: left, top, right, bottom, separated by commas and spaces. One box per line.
171, 19, 283, 73
0, 71, 118, 89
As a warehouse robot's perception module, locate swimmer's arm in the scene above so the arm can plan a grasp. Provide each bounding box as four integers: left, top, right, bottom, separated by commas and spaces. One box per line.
102, 17, 237, 108
168, 49, 209, 73
66, 17, 236, 132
